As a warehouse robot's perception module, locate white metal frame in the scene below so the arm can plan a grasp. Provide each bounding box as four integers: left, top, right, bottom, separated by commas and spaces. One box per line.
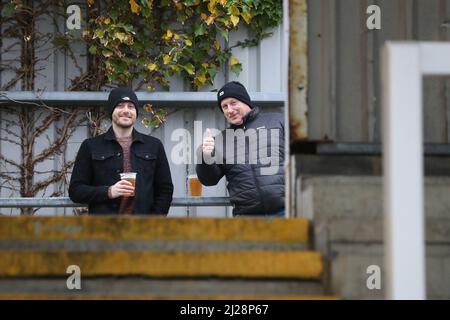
382, 42, 450, 300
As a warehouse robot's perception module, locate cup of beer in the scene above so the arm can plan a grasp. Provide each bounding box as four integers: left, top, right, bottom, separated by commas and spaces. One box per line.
120, 172, 137, 196
188, 174, 202, 197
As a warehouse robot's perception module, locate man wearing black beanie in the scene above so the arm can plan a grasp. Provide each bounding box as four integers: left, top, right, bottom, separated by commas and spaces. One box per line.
69, 87, 173, 215
196, 81, 285, 217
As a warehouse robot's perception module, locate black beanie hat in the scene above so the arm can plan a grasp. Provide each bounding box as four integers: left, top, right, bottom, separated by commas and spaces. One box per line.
106, 87, 139, 118
217, 81, 252, 112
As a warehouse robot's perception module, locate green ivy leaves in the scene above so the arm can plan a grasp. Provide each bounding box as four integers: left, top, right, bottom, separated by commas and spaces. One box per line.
75, 0, 282, 90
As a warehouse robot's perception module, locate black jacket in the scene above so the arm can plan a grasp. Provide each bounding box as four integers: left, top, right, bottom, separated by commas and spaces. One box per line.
69, 127, 173, 215
196, 107, 285, 215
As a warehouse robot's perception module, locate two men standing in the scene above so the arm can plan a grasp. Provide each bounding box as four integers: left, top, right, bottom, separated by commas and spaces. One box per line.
69, 82, 284, 216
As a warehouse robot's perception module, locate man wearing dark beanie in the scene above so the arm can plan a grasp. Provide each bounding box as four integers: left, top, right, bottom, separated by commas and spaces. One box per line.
196, 81, 285, 217
69, 87, 173, 215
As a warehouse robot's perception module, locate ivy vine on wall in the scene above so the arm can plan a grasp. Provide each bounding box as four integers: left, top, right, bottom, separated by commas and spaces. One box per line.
79, 0, 282, 90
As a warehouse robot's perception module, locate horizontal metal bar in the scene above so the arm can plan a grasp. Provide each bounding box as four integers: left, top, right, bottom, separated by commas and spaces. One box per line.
317, 143, 382, 155
319, 143, 450, 156
292, 142, 450, 156
0, 197, 231, 208
0, 91, 284, 108
171, 197, 231, 207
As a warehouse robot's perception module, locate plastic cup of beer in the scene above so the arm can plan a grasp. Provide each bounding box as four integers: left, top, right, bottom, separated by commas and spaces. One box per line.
188, 174, 202, 197
120, 172, 137, 196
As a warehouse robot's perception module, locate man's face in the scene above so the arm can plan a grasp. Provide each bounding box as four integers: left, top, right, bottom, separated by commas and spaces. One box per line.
112, 102, 137, 128
220, 97, 252, 125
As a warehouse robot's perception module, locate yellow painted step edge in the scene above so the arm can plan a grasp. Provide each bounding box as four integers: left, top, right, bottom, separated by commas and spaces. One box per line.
0, 216, 309, 242
0, 250, 323, 279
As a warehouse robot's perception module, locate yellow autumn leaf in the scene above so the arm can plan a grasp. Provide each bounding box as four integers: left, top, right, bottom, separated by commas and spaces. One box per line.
202, 63, 208, 68
195, 73, 207, 87
147, 63, 157, 71
129, 0, 140, 14
166, 29, 173, 39
115, 32, 126, 42
198, 73, 206, 83
219, 0, 226, 6
214, 40, 220, 50
175, 2, 183, 10
174, 33, 180, 40
229, 57, 239, 66
104, 17, 111, 25
206, 16, 215, 25
241, 12, 252, 24
163, 54, 171, 64
207, 0, 217, 13
211, 7, 220, 16
201, 13, 208, 21
185, 39, 192, 46
230, 6, 240, 16
230, 15, 239, 27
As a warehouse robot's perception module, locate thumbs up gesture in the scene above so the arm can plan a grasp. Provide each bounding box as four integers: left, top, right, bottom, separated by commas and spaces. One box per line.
202, 128, 215, 155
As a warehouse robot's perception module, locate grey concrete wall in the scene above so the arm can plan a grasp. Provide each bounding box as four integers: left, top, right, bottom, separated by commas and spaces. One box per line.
300, 175, 450, 299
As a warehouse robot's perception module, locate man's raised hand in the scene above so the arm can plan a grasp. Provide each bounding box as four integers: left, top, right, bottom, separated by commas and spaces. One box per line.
202, 128, 215, 155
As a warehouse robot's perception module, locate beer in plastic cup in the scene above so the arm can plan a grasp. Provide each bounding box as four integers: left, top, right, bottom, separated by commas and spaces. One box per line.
120, 172, 137, 196
188, 174, 202, 197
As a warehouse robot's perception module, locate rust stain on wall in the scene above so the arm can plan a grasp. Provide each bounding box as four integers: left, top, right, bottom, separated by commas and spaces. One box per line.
289, 0, 308, 141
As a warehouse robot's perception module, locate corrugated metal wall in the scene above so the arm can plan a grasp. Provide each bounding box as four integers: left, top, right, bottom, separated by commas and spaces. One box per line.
0, 3, 285, 216
308, 0, 450, 143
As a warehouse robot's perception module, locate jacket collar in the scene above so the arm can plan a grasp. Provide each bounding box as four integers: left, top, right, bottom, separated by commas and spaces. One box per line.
229, 106, 260, 129
103, 126, 145, 143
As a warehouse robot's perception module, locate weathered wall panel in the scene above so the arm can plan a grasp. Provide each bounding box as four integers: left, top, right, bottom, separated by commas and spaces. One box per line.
308, 0, 450, 143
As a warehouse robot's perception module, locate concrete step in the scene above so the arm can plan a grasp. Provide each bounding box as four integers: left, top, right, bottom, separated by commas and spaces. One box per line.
298, 176, 450, 243
328, 247, 450, 300
315, 216, 450, 243
0, 216, 326, 299
299, 176, 450, 220
0, 278, 329, 298
0, 250, 323, 279
0, 216, 310, 245
298, 175, 450, 299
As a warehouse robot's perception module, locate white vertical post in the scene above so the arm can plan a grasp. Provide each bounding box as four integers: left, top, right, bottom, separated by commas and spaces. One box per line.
382, 42, 425, 300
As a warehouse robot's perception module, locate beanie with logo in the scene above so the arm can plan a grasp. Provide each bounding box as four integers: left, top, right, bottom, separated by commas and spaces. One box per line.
106, 87, 139, 118
217, 81, 252, 112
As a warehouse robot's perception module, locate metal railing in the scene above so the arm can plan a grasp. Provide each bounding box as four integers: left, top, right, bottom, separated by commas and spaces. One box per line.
291, 141, 450, 156
0, 197, 231, 208
0, 91, 284, 108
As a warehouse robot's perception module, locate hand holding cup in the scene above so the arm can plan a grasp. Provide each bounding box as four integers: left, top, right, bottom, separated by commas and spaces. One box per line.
109, 172, 136, 198
110, 179, 135, 198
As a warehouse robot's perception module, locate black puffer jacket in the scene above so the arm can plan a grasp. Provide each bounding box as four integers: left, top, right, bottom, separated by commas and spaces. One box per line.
196, 107, 285, 215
